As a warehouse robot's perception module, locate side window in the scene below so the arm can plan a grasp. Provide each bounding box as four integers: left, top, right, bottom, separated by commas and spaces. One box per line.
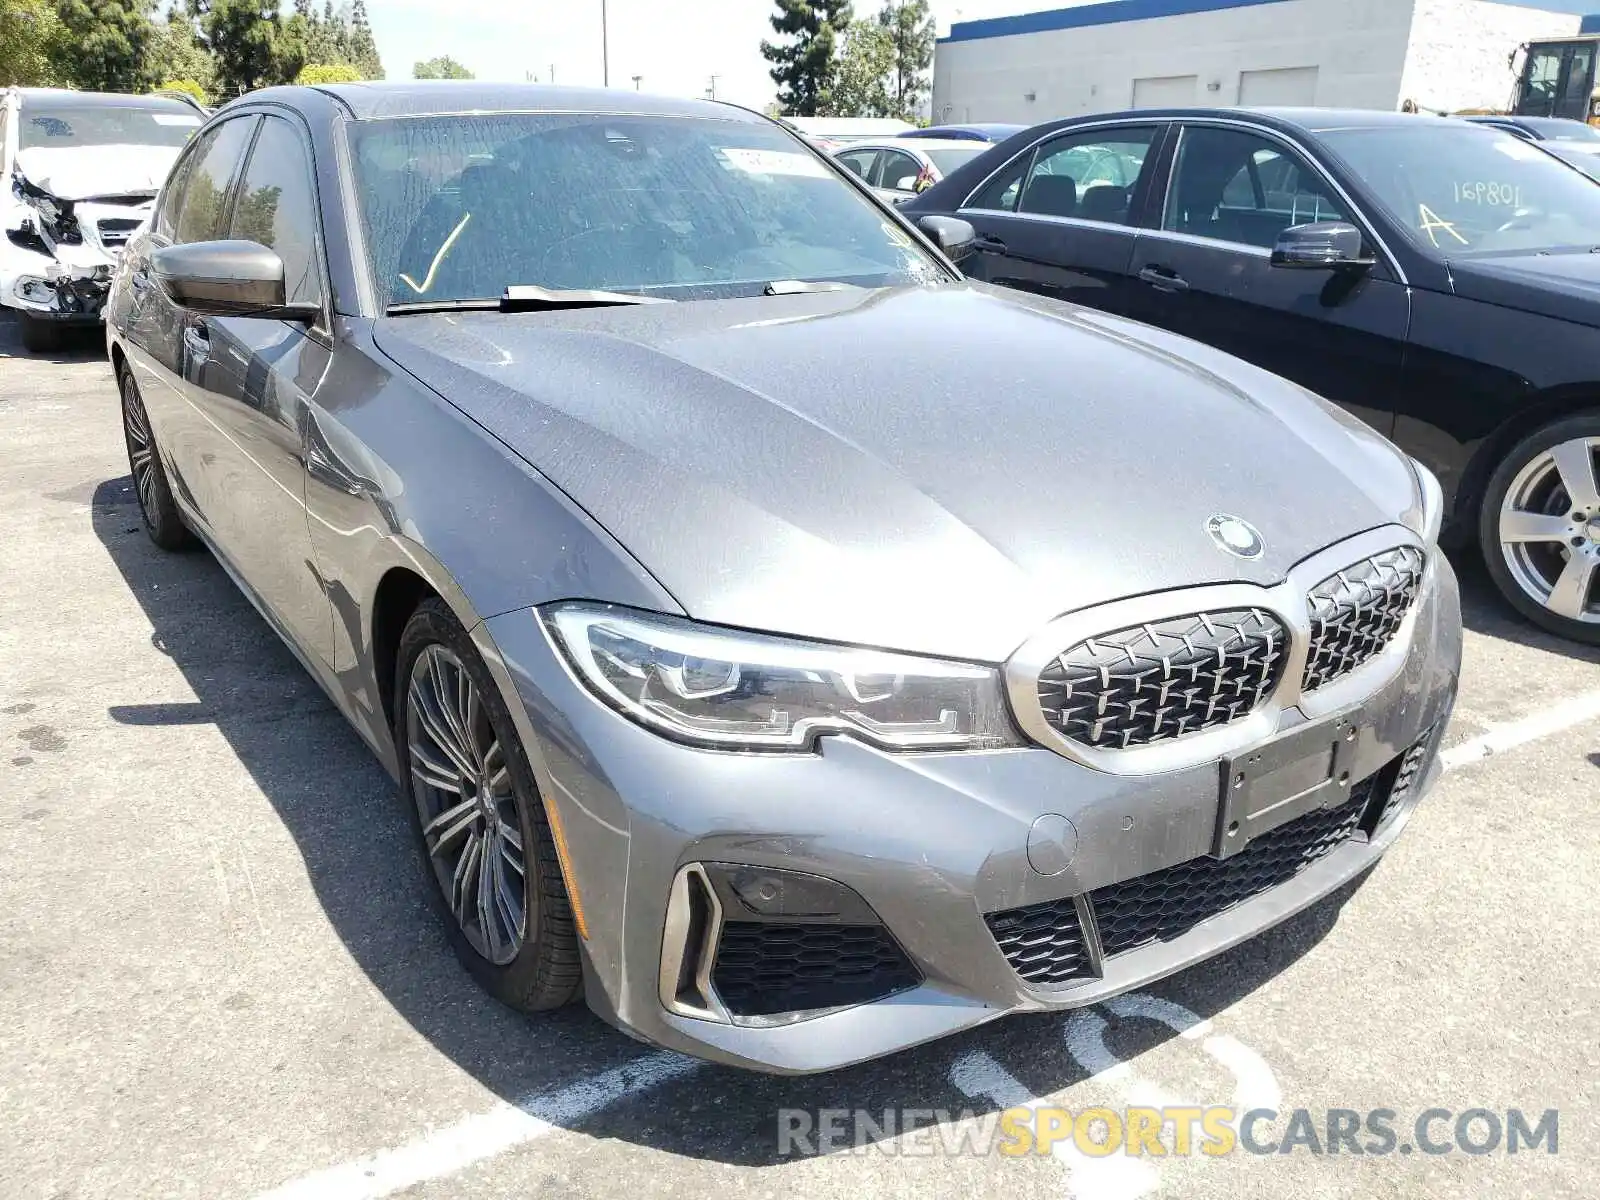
228, 115, 324, 307
877, 150, 921, 191
837, 149, 878, 181
1165, 126, 1347, 248
174, 116, 259, 245
1018, 128, 1158, 223
968, 153, 1030, 212
154, 142, 201, 242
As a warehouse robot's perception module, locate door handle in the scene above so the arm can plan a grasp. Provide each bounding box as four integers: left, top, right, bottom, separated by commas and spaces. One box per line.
1138, 266, 1190, 294
975, 234, 1008, 252
182, 323, 211, 360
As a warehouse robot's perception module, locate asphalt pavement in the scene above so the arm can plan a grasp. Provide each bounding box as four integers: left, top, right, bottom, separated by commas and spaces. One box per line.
1, 312, 1596, 1200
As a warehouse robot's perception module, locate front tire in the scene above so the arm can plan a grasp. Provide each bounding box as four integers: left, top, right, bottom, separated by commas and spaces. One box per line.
1479, 411, 1600, 645
118, 362, 196, 552
394, 598, 583, 1011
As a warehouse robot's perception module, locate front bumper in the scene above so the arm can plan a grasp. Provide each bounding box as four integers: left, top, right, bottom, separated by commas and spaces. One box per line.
480, 554, 1461, 1073
1, 243, 114, 324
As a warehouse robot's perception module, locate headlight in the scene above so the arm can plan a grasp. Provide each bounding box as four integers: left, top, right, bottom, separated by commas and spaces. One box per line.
1411, 457, 1444, 546
542, 604, 1022, 752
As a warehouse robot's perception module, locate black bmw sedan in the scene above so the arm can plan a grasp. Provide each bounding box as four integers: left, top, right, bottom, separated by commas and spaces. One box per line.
907, 108, 1600, 644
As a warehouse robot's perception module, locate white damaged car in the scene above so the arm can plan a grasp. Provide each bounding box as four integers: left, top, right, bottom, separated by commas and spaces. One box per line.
2, 88, 203, 352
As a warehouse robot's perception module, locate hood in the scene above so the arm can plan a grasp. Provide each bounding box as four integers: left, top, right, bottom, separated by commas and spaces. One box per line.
13, 144, 180, 201
1447, 249, 1600, 329
374, 285, 1421, 662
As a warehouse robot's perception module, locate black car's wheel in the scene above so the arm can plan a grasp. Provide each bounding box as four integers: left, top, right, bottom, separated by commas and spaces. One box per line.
1480, 411, 1600, 645
395, 598, 583, 1010
118, 362, 197, 552
18, 312, 67, 355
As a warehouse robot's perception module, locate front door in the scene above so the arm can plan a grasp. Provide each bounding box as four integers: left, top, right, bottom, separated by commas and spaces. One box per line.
184, 113, 335, 665
1128, 123, 1410, 435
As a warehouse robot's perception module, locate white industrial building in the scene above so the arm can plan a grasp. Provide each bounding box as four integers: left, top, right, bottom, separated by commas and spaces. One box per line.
932, 0, 1599, 123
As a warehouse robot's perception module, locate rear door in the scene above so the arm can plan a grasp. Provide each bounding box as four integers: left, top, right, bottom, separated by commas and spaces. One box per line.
185, 112, 335, 663
1127, 121, 1410, 432
956, 123, 1164, 313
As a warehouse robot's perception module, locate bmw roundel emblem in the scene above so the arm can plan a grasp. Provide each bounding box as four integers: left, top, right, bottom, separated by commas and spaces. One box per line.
1206, 514, 1265, 560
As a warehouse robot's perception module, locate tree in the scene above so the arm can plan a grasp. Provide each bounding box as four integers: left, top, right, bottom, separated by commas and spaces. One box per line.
192, 0, 281, 97
155, 75, 207, 102
145, 5, 213, 95
413, 54, 471, 80
761, 0, 851, 117
876, 0, 934, 121
0, 0, 64, 86
296, 60, 358, 83
346, 0, 381, 79
52, 0, 156, 93
827, 20, 892, 117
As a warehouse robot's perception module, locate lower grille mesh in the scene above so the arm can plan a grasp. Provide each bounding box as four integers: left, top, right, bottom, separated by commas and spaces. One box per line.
711, 922, 921, 1017
985, 779, 1383, 984
1091, 781, 1373, 957
1370, 725, 1436, 832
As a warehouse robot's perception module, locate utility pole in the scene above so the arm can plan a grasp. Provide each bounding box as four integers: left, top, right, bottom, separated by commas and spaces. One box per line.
601, 0, 609, 86
632, 74, 643, 91
706, 73, 720, 100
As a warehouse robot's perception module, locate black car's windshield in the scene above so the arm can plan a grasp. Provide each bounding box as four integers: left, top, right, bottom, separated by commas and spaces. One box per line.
1521, 117, 1600, 143
1321, 124, 1600, 256
348, 113, 950, 308
19, 102, 202, 150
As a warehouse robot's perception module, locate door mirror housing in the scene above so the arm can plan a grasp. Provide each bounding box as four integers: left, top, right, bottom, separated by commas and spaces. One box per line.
1270, 221, 1373, 271
916, 214, 977, 264
151, 240, 318, 321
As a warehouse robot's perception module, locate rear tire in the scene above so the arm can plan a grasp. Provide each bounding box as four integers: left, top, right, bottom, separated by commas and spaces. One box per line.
1478, 410, 1600, 645
394, 597, 584, 1012
18, 312, 66, 355
118, 362, 197, 552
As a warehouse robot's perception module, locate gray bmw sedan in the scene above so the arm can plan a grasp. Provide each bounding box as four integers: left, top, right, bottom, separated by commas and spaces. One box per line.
105, 83, 1461, 1073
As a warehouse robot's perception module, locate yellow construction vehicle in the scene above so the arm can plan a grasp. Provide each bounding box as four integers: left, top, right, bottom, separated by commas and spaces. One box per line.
1511, 37, 1600, 125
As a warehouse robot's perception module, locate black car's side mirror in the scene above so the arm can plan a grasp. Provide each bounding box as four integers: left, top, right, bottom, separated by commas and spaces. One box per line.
916, 215, 977, 264
151, 240, 318, 322
1270, 221, 1373, 271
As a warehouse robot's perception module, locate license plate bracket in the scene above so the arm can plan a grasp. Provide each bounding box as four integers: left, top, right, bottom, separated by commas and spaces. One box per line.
1214, 711, 1360, 859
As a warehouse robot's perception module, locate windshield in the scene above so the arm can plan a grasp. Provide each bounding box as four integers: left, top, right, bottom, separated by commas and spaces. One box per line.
19, 103, 202, 150
923, 146, 985, 176
1320, 125, 1600, 255
348, 113, 949, 308
1523, 117, 1600, 143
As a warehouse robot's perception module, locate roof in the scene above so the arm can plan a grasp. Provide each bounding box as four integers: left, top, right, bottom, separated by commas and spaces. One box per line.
849, 137, 989, 150
12, 88, 197, 111
234, 81, 757, 123
942, 0, 1600, 43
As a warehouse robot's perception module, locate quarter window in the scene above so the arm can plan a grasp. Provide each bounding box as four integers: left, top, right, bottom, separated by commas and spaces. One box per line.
228, 115, 324, 307
1018, 128, 1157, 223
1165, 126, 1348, 248
173, 116, 258, 245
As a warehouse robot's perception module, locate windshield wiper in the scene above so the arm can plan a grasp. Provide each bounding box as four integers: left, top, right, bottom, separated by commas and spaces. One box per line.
763, 279, 864, 296
386, 285, 672, 316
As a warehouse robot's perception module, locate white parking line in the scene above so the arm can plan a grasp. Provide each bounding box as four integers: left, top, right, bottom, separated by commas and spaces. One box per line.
1441, 689, 1600, 771
251, 1052, 702, 1200
249, 687, 1597, 1200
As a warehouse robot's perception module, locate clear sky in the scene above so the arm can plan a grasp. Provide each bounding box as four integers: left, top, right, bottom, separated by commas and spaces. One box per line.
362, 0, 1094, 110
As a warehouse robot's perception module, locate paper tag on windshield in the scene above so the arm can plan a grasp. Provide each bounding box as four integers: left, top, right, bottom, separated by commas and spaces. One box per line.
718, 148, 829, 177
152, 114, 203, 126
1491, 138, 1542, 161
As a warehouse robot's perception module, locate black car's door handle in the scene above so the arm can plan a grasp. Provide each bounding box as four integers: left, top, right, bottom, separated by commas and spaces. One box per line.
974, 234, 1008, 252
1138, 266, 1190, 294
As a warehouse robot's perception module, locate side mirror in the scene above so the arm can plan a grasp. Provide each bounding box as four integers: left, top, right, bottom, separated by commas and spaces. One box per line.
1270, 221, 1372, 271
151, 240, 317, 321
893, 175, 920, 191
916, 214, 977, 264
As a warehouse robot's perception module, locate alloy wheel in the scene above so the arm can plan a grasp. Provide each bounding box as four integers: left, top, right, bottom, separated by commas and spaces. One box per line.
405, 644, 528, 965
122, 378, 157, 520
1497, 436, 1600, 624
